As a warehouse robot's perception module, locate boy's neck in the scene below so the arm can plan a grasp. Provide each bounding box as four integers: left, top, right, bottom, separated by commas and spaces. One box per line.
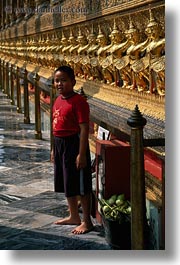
61, 91, 75, 99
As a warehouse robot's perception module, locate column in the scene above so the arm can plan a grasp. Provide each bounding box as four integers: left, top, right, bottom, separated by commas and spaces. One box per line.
10, 63, 15, 105
16, 66, 22, 113
50, 74, 56, 153
33, 72, 42, 139
5, 61, 10, 97
23, 67, 30, 123
0, 58, 3, 91
2, 60, 6, 93
127, 105, 147, 250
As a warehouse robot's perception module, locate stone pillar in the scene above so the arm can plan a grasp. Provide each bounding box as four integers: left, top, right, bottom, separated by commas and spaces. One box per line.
1, 60, 5, 93
10, 63, 15, 105
50, 74, 56, 153
23, 67, 30, 124
5, 61, 10, 97
3, 61, 7, 94
33, 72, 42, 139
16, 66, 22, 113
127, 104, 147, 250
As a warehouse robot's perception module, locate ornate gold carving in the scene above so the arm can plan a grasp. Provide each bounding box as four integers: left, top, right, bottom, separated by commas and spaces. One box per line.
145, 9, 165, 95
0, 1, 165, 118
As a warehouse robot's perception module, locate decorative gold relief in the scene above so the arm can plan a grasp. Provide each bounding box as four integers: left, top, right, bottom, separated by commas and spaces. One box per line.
145, 9, 165, 95
0, 1, 165, 119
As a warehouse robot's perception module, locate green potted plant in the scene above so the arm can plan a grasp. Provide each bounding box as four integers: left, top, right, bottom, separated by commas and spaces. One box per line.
98, 193, 131, 249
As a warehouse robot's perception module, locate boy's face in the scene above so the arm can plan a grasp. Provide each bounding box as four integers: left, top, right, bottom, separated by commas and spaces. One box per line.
54, 70, 76, 97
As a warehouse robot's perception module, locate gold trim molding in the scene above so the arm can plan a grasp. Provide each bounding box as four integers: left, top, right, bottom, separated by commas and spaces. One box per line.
75, 78, 165, 121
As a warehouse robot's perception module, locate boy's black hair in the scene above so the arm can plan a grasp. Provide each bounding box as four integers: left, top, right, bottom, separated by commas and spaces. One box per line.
54, 65, 75, 80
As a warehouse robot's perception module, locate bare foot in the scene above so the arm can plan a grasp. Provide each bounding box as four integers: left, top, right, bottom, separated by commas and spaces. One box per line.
71, 221, 94, 234
54, 216, 81, 225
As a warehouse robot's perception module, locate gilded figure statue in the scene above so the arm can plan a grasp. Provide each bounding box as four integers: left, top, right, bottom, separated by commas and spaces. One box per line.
36, 35, 44, 66
39, 34, 52, 67
106, 19, 131, 87
77, 29, 91, 79
30, 37, 38, 65
70, 28, 87, 77
61, 31, 74, 65
144, 10, 165, 95
66, 33, 78, 70
51, 33, 61, 68
59, 32, 69, 66
46, 33, 58, 69
67, 29, 82, 75
126, 19, 151, 92
86, 25, 102, 81
26, 37, 32, 63
44, 34, 54, 67
96, 25, 114, 84
54, 33, 64, 67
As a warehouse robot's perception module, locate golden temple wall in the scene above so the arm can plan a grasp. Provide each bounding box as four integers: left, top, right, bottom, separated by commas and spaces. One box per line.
0, 0, 165, 120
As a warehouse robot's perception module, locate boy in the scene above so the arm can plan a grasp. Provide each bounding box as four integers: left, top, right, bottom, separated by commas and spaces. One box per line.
51, 65, 93, 234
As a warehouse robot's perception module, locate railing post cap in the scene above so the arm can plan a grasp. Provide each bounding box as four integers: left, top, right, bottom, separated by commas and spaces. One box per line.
127, 104, 147, 128
33, 72, 39, 81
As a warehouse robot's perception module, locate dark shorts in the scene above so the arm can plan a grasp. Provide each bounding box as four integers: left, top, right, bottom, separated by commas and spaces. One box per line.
53, 134, 92, 197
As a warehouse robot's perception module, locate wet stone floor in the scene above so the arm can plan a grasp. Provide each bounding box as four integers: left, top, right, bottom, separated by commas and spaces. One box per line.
0, 91, 111, 250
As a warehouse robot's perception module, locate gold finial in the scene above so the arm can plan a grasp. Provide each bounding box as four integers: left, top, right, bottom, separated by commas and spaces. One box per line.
111, 19, 119, 35
54, 32, 58, 39
45, 34, 50, 44
61, 31, 67, 41
147, 8, 158, 28
70, 28, 73, 37
91, 24, 95, 35
69, 28, 74, 41
113, 19, 118, 30
88, 24, 96, 38
91, 24, 94, 34
97, 24, 104, 39
77, 27, 84, 40
128, 15, 137, 33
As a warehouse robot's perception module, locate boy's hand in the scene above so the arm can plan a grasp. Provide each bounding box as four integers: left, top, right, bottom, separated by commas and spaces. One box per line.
76, 154, 87, 169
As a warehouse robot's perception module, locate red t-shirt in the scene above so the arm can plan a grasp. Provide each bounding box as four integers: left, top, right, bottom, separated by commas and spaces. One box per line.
52, 93, 89, 137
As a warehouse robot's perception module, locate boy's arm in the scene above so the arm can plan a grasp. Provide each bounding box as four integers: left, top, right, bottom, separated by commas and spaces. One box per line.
50, 149, 54, 163
76, 122, 89, 169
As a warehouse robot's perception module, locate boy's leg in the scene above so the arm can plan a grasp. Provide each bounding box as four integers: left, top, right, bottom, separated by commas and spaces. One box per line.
54, 196, 81, 225
72, 193, 94, 234
54, 137, 64, 193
